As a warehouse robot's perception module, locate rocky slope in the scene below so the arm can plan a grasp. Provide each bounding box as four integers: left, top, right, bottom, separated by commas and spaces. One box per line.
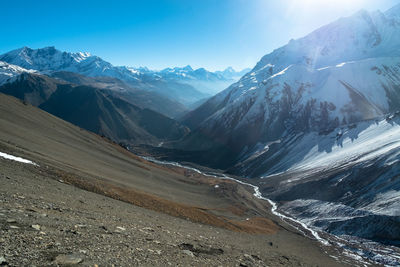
0, 93, 355, 266
50, 71, 188, 118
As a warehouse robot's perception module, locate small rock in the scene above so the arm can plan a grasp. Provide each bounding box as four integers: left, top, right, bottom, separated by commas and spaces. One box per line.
243, 254, 254, 262
32, 224, 41, 231
182, 250, 195, 257
116, 226, 126, 231
0, 256, 7, 265
6, 219, 16, 223
251, 254, 261, 261
54, 254, 83, 265
25, 208, 36, 213
9, 225, 19, 229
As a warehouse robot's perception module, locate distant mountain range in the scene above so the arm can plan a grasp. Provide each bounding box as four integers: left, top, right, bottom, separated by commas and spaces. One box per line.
0, 46, 249, 107
0, 47, 249, 149
0, 46, 249, 153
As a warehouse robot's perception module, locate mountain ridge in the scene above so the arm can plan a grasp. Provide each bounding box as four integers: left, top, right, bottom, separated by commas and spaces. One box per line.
180, 7, 400, 157
0, 72, 189, 145
0, 47, 249, 105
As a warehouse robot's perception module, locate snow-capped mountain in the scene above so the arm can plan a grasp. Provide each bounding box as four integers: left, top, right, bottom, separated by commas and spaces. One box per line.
0, 61, 35, 85
215, 67, 251, 80
0, 47, 115, 77
159, 65, 249, 83
160, 65, 221, 81
182, 5, 400, 154
173, 5, 400, 260
144, 65, 247, 95
0, 47, 247, 106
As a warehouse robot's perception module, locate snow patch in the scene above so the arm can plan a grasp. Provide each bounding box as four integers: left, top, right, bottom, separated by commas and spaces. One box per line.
0, 152, 38, 166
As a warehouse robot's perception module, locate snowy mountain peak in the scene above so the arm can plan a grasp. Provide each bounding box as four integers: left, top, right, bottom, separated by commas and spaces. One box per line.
182, 65, 193, 71
183, 5, 400, 157
214, 67, 251, 80
224, 66, 235, 73
250, 7, 400, 76
0, 46, 117, 77
0, 60, 35, 85
72, 51, 92, 62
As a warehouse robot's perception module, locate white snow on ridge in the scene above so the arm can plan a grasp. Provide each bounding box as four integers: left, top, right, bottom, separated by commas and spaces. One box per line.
268, 65, 292, 80
0, 152, 38, 166
362, 190, 400, 216
289, 119, 400, 172
0, 61, 35, 85
257, 117, 400, 178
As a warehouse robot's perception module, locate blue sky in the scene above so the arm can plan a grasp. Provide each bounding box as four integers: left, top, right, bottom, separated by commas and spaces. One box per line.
1, 0, 399, 71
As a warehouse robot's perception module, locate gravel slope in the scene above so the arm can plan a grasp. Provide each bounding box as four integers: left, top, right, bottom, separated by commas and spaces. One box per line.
0, 93, 361, 266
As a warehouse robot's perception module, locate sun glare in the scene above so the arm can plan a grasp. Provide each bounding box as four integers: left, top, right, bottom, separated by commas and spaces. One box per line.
285, 0, 367, 17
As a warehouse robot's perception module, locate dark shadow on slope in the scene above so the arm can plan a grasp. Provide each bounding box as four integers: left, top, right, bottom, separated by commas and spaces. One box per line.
327, 215, 400, 246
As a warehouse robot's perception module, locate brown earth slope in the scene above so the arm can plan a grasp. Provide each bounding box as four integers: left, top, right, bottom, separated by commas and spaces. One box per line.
0, 93, 360, 266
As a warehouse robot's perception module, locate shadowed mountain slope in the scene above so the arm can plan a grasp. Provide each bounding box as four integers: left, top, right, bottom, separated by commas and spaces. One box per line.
0, 73, 189, 145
